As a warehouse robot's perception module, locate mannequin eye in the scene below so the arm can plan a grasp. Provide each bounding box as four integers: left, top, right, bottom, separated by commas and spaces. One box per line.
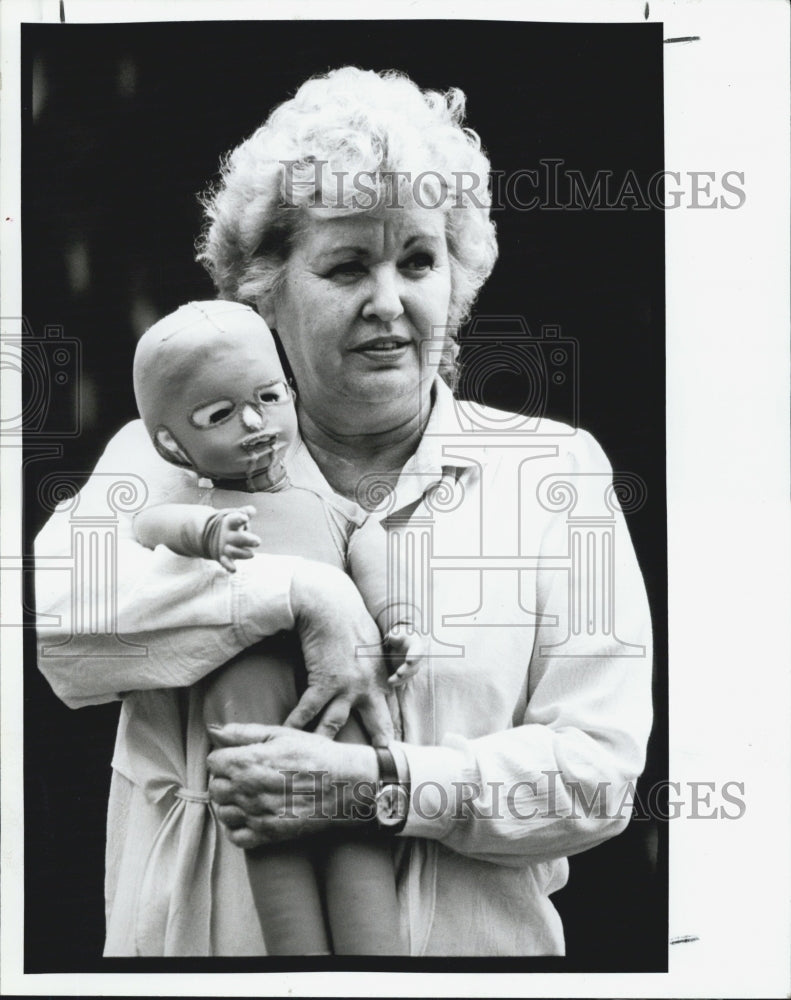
256, 382, 289, 405
191, 400, 235, 427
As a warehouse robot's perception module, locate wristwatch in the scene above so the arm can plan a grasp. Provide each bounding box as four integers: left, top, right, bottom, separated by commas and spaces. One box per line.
374, 746, 410, 833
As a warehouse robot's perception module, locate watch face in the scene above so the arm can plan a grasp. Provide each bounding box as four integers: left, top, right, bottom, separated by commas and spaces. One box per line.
375, 783, 409, 828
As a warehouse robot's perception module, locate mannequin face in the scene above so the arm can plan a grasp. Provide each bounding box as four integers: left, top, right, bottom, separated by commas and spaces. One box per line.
155, 337, 298, 481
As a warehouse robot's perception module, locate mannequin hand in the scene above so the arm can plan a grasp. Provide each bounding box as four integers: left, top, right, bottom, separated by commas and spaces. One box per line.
212, 505, 261, 572
384, 625, 426, 687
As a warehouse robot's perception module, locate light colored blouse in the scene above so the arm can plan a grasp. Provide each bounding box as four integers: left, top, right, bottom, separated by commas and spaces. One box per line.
35, 381, 653, 956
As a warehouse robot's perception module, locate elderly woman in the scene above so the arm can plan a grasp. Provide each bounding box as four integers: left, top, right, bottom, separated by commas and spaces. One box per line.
35, 67, 652, 957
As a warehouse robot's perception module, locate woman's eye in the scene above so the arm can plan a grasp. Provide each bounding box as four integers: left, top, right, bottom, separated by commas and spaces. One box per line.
191, 401, 235, 427
402, 252, 434, 272
328, 260, 366, 279
257, 383, 288, 404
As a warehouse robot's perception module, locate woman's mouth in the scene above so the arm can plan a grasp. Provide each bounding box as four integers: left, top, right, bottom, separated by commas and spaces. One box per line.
351, 337, 411, 360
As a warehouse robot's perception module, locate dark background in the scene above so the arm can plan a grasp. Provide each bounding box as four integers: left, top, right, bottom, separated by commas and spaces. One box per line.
22, 20, 667, 972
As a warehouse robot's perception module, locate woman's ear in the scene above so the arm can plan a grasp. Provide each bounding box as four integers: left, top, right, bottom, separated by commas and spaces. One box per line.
153, 427, 193, 468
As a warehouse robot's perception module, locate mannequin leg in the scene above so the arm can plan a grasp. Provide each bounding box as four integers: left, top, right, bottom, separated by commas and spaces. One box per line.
203, 637, 330, 955
322, 714, 408, 955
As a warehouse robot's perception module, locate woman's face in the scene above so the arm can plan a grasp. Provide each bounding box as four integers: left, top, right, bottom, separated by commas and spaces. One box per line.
261, 204, 452, 432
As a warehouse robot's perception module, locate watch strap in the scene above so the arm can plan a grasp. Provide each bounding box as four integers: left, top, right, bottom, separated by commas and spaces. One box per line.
375, 746, 400, 785
375, 746, 409, 834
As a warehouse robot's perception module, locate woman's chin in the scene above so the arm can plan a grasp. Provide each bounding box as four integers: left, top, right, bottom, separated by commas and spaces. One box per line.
341, 367, 432, 406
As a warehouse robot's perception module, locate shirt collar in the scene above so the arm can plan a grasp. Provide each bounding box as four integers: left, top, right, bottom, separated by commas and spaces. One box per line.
285, 379, 477, 516
400, 378, 479, 480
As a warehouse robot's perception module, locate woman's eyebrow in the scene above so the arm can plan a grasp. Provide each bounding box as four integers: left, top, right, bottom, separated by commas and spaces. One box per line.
312, 233, 442, 261
403, 233, 443, 249
315, 244, 370, 260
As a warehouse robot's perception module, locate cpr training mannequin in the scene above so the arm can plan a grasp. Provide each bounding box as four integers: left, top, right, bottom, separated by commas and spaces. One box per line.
132, 300, 421, 955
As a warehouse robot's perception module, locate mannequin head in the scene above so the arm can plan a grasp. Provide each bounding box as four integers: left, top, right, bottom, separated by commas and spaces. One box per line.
134, 301, 298, 488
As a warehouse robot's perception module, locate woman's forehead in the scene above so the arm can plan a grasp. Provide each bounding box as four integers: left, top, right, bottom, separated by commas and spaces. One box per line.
297, 205, 448, 255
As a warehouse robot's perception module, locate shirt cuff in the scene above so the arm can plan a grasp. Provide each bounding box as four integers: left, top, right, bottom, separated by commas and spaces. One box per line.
232, 554, 300, 647
392, 741, 469, 840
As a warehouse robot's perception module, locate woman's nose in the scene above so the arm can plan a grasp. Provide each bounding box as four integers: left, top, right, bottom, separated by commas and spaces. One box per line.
362, 266, 404, 323
240, 403, 265, 431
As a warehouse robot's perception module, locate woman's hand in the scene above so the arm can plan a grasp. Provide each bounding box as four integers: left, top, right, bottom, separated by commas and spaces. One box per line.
207, 722, 378, 848
286, 561, 394, 744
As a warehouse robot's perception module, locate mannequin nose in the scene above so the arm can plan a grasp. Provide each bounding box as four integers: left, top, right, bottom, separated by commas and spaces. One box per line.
240, 404, 265, 431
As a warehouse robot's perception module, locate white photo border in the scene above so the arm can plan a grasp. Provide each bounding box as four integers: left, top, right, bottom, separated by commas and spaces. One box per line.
2, 0, 789, 996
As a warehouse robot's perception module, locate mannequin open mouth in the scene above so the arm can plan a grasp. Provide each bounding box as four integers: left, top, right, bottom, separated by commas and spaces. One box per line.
241, 432, 278, 457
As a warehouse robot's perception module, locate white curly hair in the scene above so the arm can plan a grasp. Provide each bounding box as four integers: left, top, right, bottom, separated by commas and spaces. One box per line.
196, 67, 499, 381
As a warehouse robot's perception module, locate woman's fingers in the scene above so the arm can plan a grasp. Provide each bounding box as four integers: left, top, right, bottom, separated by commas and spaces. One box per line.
226, 827, 264, 849
209, 761, 283, 820
206, 727, 342, 845
215, 809, 277, 849
313, 697, 353, 739
207, 774, 235, 803
207, 721, 279, 750
281, 685, 331, 731
355, 689, 395, 747
215, 803, 248, 828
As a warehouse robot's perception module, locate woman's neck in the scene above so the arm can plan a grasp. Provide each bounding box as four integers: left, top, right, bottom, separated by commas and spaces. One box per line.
297, 401, 429, 504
